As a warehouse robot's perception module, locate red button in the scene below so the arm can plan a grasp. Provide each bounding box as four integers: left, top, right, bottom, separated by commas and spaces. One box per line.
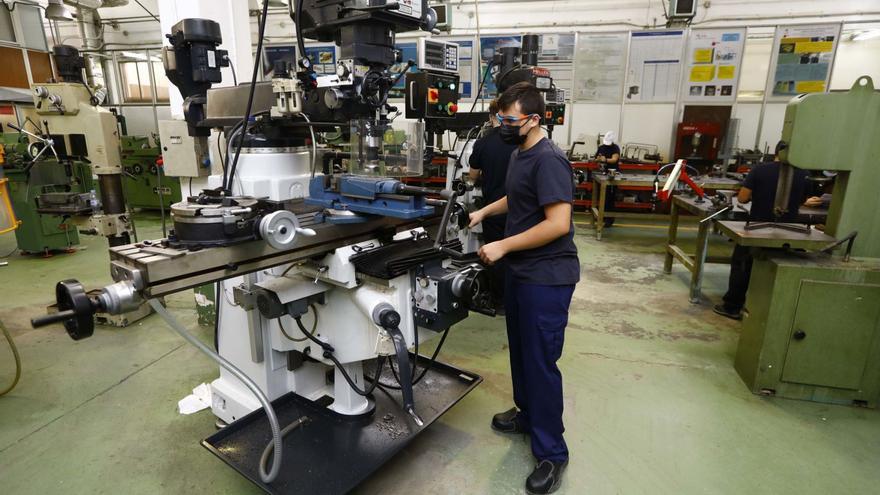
449, 103, 458, 114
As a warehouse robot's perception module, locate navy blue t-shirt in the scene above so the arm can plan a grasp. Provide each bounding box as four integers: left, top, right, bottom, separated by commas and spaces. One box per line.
743, 161, 808, 222
469, 127, 518, 228
504, 138, 580, 286
596, 143, 621, 170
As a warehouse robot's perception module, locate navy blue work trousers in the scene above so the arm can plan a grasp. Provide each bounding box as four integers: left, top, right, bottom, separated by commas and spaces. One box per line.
504, 276, 574, 462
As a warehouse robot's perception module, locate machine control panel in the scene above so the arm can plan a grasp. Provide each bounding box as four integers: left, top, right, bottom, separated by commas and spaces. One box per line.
544, 88, 566, 126
418, 38, 459, 74
405, 71, 461, 119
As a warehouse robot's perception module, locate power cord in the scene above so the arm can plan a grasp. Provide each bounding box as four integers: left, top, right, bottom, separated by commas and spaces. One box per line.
1, 317, 22, 397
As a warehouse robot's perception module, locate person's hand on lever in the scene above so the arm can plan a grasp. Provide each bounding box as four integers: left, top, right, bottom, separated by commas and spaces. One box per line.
803, 196, 823, 208
478, 241, 507, 265
468, 209, 485, 228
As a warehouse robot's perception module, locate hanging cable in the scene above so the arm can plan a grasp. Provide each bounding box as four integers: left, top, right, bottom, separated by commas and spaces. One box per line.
379, 325, 451, 390
225, 0, 270, 192
0, 318, 21, 397
294, 316, 382, 397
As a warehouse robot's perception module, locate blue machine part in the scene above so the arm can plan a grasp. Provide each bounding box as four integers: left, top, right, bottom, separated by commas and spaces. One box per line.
306, 175, 435, 219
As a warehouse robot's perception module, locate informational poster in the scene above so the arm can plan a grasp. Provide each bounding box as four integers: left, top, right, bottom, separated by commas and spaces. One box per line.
770, 23, 841, 97
263, 44, 336, 77
303, 46, 336, 75
442, 38, 475, 99
683, 28, 745, 101
479, 35, 522, 98
573, 32, 628, 102
539, 33, 575, 61
625, 30, 685, 102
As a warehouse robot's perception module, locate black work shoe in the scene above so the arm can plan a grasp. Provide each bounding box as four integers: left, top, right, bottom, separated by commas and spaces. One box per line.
526, 459, 567, 494
603, 217, 615, 228
491, 407, 527, 434
713, 304, 743, 320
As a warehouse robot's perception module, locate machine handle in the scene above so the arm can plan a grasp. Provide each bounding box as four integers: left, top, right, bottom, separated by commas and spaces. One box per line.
793, 329, 807, 341
30, 310, 77, 328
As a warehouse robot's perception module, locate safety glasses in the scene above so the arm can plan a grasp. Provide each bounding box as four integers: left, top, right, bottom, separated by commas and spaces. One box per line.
495, 113, 538, 125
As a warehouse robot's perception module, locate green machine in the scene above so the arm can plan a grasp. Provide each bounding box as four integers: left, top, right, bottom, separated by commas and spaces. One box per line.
718, 76, 880, 407
1, 132, 95, 254
120, 135, 181, 210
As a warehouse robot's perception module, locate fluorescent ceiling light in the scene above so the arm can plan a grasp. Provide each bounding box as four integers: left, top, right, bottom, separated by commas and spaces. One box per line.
122, 51, 148, 61
851, 29, 880, 42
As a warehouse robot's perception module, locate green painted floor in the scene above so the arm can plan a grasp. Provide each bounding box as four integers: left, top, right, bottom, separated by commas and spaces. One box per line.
1, 212, 878, 494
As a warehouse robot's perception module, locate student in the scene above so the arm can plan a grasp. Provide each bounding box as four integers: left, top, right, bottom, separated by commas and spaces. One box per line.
469, 99, 518, 309
596, 131, 620, 227
714, 141, 808, 320
468, 82, 580, 495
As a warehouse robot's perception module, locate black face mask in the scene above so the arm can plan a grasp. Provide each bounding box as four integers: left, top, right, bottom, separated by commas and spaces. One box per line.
499, 123, 528, 145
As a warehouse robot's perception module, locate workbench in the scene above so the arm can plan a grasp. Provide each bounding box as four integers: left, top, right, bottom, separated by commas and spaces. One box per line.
590, 173, 740, 240
716, 221, 837, 250
665, 195, 831, 303
664, 195, 736, 303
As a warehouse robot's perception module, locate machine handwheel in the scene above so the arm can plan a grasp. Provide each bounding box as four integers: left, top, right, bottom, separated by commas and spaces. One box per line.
55, 280, 96, 340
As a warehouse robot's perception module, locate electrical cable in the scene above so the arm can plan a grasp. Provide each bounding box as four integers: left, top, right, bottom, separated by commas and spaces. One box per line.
227, 56, 238, 86
0, 318, 21, 397
300, 113, 318, 178
294, 316, 381, 397
148, 300, 282, 484
469, 61, 494, 114
225, 0, 270, 192
294, 0, 307, 62
278, 304, 317, 343
0, 246, 18, 258
378, 325, 451, 390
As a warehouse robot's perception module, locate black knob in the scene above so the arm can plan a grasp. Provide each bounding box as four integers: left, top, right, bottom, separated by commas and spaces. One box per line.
378, 309, 402, 330
793, 329, 807, 341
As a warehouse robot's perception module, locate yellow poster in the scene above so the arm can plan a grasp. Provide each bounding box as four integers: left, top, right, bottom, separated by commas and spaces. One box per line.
794, 41, 834, 53
717, 65, 735, 80
693, 48, 713, 64
795, 80, 825, 93
689, 65, 715, 83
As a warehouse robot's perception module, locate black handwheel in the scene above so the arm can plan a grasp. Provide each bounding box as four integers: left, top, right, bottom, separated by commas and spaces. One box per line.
30, 280, 99, 340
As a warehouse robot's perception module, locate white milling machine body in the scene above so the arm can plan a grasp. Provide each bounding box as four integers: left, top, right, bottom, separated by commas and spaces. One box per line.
31, 3, 493, 493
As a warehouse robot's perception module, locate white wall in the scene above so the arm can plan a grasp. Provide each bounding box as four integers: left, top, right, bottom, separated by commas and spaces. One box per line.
40, 1, 880, 147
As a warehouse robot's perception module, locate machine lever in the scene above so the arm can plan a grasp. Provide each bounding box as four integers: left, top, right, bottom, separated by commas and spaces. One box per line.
30, 309, 77, 328
383, 324, 423, 426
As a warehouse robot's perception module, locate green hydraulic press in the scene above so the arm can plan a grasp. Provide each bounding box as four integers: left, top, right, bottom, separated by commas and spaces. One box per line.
718, 76, 880, 407
120, 135, 181, 210
0, 132, 94, 255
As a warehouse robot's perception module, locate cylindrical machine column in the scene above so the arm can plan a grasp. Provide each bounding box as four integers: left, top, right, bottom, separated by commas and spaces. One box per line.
521, 34, 539, 66
98, 174, 131, 246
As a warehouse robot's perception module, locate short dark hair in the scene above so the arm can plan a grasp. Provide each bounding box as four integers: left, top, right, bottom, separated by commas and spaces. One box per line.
497, 82, 545, 120
488, 98, 500, 115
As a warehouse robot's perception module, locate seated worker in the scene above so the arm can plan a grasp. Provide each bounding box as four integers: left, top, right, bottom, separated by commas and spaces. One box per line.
595, 131, 620, 227
714, 141, 808, 320
469, 99, 518, 309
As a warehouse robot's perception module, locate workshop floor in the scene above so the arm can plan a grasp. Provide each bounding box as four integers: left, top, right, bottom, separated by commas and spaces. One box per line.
1, 212, 878, 495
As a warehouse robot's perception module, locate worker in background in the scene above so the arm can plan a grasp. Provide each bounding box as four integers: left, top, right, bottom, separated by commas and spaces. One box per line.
596, 131, 620, 227
714, 141, 808, 320
468, 82, 579, 495
469, 99, 518, 310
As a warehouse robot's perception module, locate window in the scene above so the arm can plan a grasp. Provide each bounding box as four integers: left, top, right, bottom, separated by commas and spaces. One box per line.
120, 60, 170, 103
0, 7, 15, 43
18, 5, 47, 50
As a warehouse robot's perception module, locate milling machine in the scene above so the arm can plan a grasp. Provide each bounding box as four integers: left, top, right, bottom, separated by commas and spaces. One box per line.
31, 3, 493, 493
0, 130, 93, 254
717, 76, 880, 407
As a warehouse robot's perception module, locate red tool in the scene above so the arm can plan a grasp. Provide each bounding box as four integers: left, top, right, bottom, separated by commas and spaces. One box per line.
655, 159, 705, 201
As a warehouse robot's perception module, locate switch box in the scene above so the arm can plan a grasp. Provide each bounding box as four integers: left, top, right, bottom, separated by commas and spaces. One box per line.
405, 71, 461, 120
158, 120, 209, 177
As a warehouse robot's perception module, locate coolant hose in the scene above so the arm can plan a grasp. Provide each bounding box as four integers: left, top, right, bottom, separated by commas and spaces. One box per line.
148, 299, 283, 484
0, 318, 21, 397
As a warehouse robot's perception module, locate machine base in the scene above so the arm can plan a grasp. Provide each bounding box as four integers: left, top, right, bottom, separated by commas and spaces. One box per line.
203, 357, 481, 495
